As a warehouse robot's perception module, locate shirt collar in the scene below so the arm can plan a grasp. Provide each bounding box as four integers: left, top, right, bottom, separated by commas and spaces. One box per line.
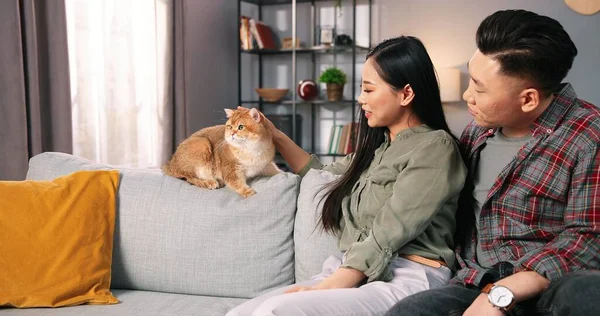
384, 124, 432, 144
530, 83, 577, 137
481, 83, 577, 139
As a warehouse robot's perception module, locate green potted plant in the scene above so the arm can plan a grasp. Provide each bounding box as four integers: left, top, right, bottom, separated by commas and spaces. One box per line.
319, 67, 347, 101
335, 0, 343, 16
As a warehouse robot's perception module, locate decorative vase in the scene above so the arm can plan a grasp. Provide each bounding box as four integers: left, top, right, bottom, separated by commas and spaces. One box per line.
297, 79, 318, 101
326, 83, 344, 101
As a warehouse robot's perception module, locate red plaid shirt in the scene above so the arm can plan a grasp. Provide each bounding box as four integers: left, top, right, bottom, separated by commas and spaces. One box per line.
453, 83, 600, 286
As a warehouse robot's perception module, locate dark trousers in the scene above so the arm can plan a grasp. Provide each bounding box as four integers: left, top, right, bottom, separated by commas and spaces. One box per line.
385, 271, 600, 316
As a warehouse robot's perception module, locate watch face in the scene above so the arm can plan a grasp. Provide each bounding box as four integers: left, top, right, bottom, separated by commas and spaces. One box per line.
489, 286, 514, 308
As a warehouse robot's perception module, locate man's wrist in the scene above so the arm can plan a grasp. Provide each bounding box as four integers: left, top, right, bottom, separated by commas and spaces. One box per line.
481, 283, 516, 313
493, 271, 550, 302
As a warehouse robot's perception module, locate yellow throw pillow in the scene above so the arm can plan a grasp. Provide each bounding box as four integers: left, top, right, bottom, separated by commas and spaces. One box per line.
0, 170, 120, 308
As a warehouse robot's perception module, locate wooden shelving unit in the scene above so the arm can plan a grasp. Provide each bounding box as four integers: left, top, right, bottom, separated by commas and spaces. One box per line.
238, 0, 372, 159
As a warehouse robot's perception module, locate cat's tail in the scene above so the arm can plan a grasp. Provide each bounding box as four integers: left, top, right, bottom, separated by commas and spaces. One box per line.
162, 160, 182, 178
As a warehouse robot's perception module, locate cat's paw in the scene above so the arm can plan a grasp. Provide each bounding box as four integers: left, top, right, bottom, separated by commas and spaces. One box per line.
189, 178, 220, 189
239, 188, 256, 198
204, 179, 220, 189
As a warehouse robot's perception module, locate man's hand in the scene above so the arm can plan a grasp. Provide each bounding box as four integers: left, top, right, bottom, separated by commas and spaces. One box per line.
463, 293, 504, 316
463, 271, 549, 315
284, 267, 366, 294
494, 271, 549, 302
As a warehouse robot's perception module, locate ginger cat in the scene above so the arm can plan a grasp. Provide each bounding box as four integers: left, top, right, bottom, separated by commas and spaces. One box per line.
162, 107, 280, 198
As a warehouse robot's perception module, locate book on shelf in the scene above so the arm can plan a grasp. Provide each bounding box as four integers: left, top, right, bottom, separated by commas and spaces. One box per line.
327, 122, 358, 155
337, 124, 349, 154
249, 19, 277, 50
240, 16, 251, 50
328, 125, 341, 154
240, 16, 277, 50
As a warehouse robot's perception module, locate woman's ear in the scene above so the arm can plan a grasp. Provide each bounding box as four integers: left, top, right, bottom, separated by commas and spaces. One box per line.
398, 84, 415, 107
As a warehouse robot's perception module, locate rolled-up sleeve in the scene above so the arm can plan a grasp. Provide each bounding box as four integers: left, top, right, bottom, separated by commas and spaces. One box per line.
518, 146, 600, 281
297, 153, 355, 177
341, 139, 466, 282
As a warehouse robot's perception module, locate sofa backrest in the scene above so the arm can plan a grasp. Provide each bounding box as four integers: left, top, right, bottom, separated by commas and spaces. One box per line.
293, 169, 341, 282
27, 152, 300, 299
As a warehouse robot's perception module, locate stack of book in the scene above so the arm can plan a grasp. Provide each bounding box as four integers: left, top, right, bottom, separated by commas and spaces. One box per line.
327, 122, 358, 155
240, 16, 277, 50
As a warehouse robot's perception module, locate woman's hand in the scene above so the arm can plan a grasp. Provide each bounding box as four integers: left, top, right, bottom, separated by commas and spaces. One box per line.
237, 106, 310, 173
284, 268, 366, 294
237, 106, 279, 135
284, 286, 315, 293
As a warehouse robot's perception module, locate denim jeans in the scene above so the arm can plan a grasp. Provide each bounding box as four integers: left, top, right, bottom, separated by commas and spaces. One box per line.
385, 271, 600, 316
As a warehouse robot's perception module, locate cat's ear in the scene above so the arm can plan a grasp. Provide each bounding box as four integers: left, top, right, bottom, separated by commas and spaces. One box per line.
249, 108, 262, 123
224, 108, 234, 118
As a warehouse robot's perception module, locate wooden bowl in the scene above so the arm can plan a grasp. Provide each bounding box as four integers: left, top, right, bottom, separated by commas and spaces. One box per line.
255, 88, 289, 102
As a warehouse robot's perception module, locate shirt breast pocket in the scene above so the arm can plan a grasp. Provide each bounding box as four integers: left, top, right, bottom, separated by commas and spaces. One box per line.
513, 157, 570, 204
360, 168, 397, 218
368, 165, 398, 187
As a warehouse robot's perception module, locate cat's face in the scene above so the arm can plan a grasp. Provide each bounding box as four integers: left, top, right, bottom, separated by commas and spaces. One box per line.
223, 108, 267, 146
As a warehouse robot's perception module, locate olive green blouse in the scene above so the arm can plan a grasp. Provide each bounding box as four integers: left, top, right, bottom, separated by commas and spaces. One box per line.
298, 125, 467, 282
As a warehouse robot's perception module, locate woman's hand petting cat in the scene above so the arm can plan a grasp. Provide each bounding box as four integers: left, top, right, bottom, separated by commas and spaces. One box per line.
284, 268, 366, 293
237, 106, 279, 135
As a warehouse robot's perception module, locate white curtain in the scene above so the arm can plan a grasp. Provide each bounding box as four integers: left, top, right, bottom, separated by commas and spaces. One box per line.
65, 0, 172, 168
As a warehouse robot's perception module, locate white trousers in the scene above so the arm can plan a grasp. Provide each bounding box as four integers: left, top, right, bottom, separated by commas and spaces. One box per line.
226, 253, 452, 316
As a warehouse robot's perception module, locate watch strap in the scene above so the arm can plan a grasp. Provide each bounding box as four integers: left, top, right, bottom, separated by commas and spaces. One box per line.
505, 299, 516, 312
481, 283, 494, 294
481, 283, 516, 313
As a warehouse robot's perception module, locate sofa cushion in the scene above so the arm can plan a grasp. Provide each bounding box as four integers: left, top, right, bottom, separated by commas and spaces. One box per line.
0, 290, 246, 316
294, 169, 340, 282
0, 170, 120, 308
26, 152, 300, 299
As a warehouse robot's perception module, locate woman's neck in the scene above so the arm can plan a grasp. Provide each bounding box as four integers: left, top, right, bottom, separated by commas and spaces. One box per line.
388, 115, 423, 139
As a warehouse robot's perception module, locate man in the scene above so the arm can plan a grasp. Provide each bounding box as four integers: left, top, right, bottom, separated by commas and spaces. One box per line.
387, 9, 600, 316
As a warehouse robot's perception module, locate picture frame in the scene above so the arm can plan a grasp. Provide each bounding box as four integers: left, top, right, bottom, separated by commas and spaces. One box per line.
282, 37, 301, 50
319, 27, 334, 46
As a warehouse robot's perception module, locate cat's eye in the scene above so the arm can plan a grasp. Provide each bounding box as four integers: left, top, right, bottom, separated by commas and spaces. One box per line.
237, 125, 244, 130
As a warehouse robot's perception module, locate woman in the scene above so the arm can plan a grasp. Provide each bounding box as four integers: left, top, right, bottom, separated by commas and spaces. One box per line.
227, 36, 467, 316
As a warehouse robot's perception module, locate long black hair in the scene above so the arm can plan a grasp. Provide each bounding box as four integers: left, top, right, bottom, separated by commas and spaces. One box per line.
320, 36, 457, 233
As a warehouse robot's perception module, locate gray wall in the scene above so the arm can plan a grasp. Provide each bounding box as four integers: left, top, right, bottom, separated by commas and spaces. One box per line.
183, 0, 239, 132
375, 0, 600, 135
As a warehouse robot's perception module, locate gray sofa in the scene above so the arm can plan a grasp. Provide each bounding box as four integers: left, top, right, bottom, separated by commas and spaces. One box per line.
2, 152, 340, 316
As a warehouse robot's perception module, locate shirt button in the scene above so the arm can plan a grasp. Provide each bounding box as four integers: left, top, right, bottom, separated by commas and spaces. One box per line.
487, 129, 494, 134
546, 129, 552, 134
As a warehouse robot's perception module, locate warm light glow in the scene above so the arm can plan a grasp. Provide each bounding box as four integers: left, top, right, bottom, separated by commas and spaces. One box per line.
437, 67, 461, 102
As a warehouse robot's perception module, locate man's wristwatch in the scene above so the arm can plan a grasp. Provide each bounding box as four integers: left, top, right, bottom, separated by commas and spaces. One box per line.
481, 283, 516, 313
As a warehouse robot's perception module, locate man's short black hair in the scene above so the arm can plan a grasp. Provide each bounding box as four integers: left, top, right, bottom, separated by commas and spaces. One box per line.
476, 9, 578, 95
